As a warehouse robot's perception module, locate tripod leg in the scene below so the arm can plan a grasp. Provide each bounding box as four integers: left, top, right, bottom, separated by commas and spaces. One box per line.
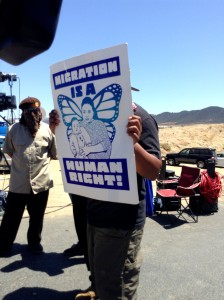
0, 150, 11, 172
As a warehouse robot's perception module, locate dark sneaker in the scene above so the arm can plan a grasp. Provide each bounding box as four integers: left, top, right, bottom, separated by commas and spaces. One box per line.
75, 286, 97, 300
28, 243, 43, 254
63, 242, 84, 257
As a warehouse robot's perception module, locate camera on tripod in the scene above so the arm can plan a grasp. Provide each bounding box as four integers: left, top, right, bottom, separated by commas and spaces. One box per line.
0, 72, 17, 112
0, 72, 17, 83
0, 93, 16, 112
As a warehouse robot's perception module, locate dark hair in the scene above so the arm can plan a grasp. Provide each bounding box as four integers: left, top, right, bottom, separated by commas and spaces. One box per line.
71, 117, 78, 124
81, 97, 98, 119
20, 109, 42, 137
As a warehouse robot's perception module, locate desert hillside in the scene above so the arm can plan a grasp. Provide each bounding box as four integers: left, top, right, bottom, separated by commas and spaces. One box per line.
154, 106, 224, 125
159, 123, 224, 156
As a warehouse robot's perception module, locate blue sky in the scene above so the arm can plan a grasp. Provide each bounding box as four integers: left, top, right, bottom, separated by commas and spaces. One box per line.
0, 0, 223, 119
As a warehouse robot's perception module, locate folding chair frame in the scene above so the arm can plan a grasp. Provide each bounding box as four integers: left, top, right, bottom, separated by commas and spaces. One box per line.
156, 165, 201, 225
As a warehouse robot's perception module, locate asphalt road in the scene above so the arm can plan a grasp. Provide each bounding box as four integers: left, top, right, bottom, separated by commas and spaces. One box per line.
1, 199, 224, 300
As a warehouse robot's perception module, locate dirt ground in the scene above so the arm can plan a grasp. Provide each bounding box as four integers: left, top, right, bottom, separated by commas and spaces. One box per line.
159, 123, 224, 156
1, 158, 223, 218
0, 161, 71, 218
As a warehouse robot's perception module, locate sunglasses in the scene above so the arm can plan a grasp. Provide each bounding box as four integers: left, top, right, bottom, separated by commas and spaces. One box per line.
23, 108, 40, 113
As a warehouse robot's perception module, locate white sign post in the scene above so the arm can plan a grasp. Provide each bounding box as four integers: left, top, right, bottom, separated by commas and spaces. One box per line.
50, 44, 138, 204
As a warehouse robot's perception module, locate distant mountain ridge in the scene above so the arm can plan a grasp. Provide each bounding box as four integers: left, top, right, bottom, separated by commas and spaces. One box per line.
154, 106, 224, 125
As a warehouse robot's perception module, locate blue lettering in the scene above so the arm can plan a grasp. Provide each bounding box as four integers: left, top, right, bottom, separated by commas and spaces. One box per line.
63, 158, 129, 190
53, 57, 121, 89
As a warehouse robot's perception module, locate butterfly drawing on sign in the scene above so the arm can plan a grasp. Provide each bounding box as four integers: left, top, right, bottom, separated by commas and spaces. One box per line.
58, 83, 122, 159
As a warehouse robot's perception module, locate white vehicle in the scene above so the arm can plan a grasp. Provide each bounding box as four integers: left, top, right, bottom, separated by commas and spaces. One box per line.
216, 152, 224, 168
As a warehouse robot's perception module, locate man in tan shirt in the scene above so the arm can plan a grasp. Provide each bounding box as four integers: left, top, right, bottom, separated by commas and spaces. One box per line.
0, 97, 57, 256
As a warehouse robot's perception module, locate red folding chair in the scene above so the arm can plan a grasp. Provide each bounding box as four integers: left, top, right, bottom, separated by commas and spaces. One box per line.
156, 166, 201, 223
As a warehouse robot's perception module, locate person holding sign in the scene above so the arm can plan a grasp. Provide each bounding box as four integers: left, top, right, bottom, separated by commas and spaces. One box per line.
86, 103, 161, 300
49, 102, 161, 300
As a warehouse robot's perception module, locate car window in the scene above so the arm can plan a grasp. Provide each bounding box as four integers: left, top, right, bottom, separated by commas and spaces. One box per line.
180, 149, 190, 155
199, 149, 209, 154
189, 149, 198, 154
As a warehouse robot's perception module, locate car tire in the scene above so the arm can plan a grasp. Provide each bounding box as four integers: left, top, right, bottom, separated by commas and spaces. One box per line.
167, 158, 175, 166
197, 160, 205, 168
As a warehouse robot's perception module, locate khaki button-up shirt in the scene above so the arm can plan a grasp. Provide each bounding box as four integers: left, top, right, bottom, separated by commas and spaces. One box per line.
3, 122, 57, 194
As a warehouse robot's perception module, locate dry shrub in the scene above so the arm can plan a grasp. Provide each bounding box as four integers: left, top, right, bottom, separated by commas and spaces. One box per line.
161, 142, 171, 152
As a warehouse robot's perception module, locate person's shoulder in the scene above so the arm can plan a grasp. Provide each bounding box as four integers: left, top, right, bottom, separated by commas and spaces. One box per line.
40, 121, 49, 127
134, 103, 158, 128
39, 121, 54, 136
134, 103, 152, 119
134, 102, 148, 114
9, 122, 21, 131
40, 121, 51, 131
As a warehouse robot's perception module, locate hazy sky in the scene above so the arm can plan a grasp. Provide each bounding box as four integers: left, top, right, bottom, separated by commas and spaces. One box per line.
0, 0, 223, 119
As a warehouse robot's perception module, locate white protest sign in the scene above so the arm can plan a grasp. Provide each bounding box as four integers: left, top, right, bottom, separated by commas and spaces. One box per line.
50, 44, 138, 204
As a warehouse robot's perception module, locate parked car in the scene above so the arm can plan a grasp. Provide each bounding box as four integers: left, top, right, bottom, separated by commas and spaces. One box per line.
166, 147, 217, 169
216, 152, 224, 168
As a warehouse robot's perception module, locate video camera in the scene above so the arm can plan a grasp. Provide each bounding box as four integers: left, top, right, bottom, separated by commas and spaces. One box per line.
0, 72, 17, 112
0, 72, 17, 83
0, 93, 16, 112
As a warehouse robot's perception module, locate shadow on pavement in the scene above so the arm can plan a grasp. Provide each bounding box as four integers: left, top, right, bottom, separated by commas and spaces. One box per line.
149, 213, 188, 229
2, 287, 81, 300
1, 243, 85, 276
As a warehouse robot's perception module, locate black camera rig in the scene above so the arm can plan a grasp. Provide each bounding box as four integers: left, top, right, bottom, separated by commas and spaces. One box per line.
0, 72, 17, 113
0, 72, 17, 83
0, 93, 16, 112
